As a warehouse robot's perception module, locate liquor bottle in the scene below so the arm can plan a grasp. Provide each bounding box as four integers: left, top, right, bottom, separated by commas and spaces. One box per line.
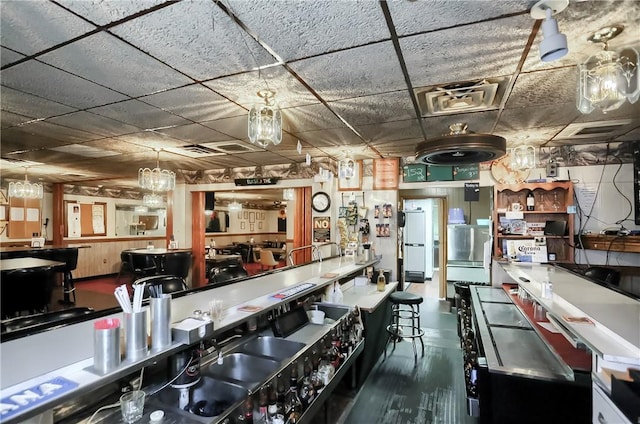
329, 330, 342, 369
243, 397, 254, 424
289, 361, 299, 391
257, 385, 268, 423
284, 371, 303, 424
376, 269, 386, 292
298, 356, 316, 409
526, 190, 535, 211
317, 340, 335, 386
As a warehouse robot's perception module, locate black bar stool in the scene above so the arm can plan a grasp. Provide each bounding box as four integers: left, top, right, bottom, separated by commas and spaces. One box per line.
384, 291, 425, 361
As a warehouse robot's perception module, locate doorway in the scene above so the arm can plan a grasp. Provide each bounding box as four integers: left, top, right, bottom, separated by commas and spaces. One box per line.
400, 197, 447, 299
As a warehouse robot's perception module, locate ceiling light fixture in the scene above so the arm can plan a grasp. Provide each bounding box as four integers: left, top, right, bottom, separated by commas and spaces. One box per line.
577, 25, 639, 114
248, 89, 282, 148
143, 193, 163, 207
510, 145, 537, 171
339, 152, 356, 180
283, 188, 295, 201
228, 199, 242, 211
8, 167, 43, 199
138, 148, 175, 192
530, 0, 569, 62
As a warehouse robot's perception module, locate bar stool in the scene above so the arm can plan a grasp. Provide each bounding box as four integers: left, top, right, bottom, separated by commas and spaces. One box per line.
384, 291, 425, 361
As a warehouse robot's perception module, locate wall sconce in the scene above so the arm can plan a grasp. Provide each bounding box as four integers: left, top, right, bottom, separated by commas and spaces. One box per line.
577, 25, 639, 114
530, 0, 569, 62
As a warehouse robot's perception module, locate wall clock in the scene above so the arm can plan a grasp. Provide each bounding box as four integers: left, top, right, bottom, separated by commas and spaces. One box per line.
312, 191, 331, 213
490, 153, 530, 184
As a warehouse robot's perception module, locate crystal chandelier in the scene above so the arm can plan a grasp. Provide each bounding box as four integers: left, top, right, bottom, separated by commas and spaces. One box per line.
577, 25, 639, 114
8, 167, 43, 199
228, 199, 242, 211
248, 89, 282, 148
510, 145, 537, 171
138, 149, 176, 192
143, 193, 163, 207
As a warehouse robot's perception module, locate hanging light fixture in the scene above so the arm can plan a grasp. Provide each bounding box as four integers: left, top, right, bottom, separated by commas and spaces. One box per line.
283, 188, 295, 201
510, 145, 537, 171
143, 193, 163, 207
530, 0, 569, 62
8, 167, 43, 199
228, 199, 242, 211
248, 89, 282, 148
138, 148, 176, 192
339, 152, 356, 180
577, 25, 639, 114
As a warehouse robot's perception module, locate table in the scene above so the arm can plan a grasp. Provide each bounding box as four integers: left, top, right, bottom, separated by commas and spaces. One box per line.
260, 247, 287, 261
1, 258, 66, 319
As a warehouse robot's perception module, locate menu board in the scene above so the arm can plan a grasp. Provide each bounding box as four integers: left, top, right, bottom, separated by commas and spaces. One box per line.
454, 164, 480, 180
403, 164, 427, 182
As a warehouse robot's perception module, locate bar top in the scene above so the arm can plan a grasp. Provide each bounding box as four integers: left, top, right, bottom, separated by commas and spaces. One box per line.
499, 262, 640, 365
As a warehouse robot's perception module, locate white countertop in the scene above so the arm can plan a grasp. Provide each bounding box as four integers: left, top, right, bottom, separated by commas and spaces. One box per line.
499, 262, 640, 366
341, 280, 398, 312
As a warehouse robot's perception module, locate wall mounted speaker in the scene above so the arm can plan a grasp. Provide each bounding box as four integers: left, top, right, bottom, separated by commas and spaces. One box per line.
398, 211, 406, 228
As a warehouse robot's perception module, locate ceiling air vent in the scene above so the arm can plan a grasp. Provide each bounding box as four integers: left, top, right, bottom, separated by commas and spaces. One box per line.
554, 119, 633, 139
415, 80, 501, 116
415, 123, 506, 165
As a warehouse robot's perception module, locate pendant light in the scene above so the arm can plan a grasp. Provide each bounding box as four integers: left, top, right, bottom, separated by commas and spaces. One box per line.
228, 199, 242, 211
510, 145, 537, 171
577, 25, 639, 114
138, 148, 175, 192
248, 89, 282, 148
143, 192, 163, 207
8, 167, 43, 199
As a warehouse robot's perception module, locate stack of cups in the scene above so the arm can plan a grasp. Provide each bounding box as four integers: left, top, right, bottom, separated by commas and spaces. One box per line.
94, 318, 121, 374
151, 294, 172, 351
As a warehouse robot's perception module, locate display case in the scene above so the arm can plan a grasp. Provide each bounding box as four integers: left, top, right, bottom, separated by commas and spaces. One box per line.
493, 182, 574, 263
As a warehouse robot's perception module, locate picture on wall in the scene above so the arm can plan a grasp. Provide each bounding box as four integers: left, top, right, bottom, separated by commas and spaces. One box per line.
241, 222, 246, 230
249, 212, 255, 223
258, 222, 263, 229
250, 223, 255, 231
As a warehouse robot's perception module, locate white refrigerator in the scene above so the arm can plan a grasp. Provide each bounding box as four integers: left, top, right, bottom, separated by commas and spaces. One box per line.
403, 210, 434, 282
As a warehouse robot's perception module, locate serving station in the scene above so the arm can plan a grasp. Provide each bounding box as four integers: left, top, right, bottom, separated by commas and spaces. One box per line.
0, 255, 397, 424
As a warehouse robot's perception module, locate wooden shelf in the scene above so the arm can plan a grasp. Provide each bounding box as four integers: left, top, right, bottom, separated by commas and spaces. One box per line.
579, 234, 640, 253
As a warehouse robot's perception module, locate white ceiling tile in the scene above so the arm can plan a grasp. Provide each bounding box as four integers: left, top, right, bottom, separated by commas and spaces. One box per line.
0, 110, 33, 128
280, 103, 346, 133
89, 100, 191, 130
0, 86, 77, 119
497, 103, 579, 130
39, 32, 193, 97
1, 60, 127, 109
204, 66, 319, 109
110, 1, 275, 81
201, 115, 250, 140
47, 111, 142, 137
573, 100, 640, 123
494, 126, 566, 148
1, 47, 24, 67
12, 120, 103, 143
1, 126, 81, 151
289, 42, 406, 101
388, 0, 530, 36
329, 91, 416, 127
615, 125, 640, 142
140, 85, 246, 122
400, 15, 531, 87
294, 127, 366, 147
357, 119, 424, 142
154, 123, 230, 144
422, 110, 499, 138
58, 0, 167, 26
228, 0, 389, 62
506, 68, 577, 108
0, 1, 95, 55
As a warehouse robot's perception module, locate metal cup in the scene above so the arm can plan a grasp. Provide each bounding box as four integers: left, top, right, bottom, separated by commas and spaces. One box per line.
151, 295, 171, 351
93, 318, 121, 374
124, 310, 148, 361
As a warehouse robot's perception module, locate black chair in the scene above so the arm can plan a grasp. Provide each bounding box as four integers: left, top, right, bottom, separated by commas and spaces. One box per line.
584, 266, 621, 287
132, 275, 188, 299
163, 251, 192, 279
1, 307, 94, 333
128, 252, 157, 278
1, 268, 56, 319
209, 265, 249, 285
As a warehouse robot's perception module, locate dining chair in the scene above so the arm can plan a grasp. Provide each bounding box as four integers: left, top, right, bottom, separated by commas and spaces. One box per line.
129, 252, 157, 278
259, 249, 279, 271
252, 248, 261, 263
208, 265, 249, 285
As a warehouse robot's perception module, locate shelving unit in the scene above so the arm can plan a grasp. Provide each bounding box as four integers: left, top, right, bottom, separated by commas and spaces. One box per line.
493, 182, 574, 263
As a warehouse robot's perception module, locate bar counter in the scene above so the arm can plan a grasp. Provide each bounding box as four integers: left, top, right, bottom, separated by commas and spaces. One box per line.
0, 256, 378, 423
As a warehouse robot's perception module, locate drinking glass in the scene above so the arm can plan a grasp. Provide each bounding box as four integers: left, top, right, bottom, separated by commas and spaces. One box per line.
209, 299, 225, 321
552, 191, 560, 211
120, 390, 145, 423
537, 193, 546, 211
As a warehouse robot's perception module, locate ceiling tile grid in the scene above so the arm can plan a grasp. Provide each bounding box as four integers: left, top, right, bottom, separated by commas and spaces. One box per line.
109, 1, 275, 81
0, 86, 77, 120
328, 91, 417, 127
0, 46, 25, 67
57, 0, 168, 27
46, 111, 142, 138
505, 67, 578, 109
88, 99, 192, 130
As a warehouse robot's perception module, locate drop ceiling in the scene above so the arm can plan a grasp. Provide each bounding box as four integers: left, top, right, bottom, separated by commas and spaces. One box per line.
1, 0, 639, 189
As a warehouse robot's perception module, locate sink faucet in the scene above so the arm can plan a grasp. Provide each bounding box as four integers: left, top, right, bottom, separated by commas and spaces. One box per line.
205, 334, 243, 364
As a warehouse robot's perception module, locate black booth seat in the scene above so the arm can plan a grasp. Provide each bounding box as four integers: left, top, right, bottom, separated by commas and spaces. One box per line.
209, 265, 249, 286
163, 251, 192, 279
132, 275, 188, 299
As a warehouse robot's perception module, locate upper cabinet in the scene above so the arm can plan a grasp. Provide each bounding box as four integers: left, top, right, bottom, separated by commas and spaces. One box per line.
493, 182, 574, 263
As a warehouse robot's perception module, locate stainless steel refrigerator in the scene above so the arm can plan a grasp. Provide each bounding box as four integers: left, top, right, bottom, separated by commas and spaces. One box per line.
403, 210, 434, 282
446, 224, 491, 283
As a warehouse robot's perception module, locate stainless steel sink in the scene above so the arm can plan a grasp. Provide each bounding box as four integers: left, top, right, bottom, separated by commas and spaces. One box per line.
203, 353, 280, 389
238, 337, 306, 362
154, 376, 247, 419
